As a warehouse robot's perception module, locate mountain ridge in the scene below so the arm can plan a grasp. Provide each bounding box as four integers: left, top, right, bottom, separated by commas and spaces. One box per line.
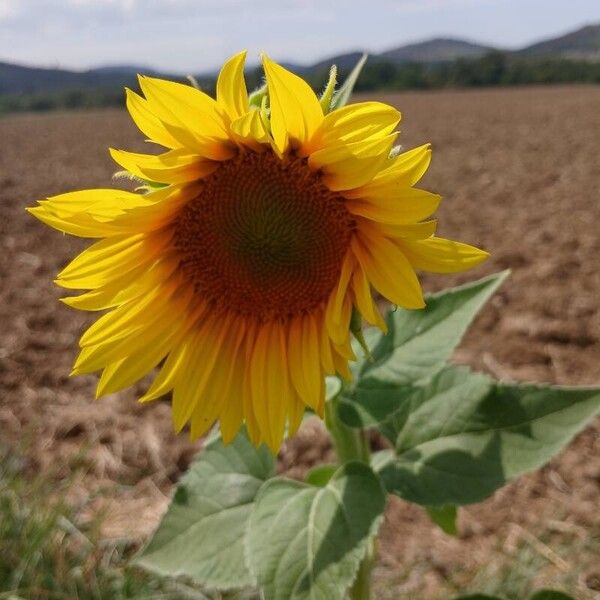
1, 23, 598, 96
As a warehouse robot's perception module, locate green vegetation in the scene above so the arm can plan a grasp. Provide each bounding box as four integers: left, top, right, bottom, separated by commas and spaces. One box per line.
0, 87, 126, 115
1, 53, 599, 116
348, 53, 600, 91
1, 442, 597, 599
0, 448, 203, 599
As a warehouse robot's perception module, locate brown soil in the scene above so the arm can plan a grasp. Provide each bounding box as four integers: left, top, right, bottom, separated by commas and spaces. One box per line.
1, 85, 599, 598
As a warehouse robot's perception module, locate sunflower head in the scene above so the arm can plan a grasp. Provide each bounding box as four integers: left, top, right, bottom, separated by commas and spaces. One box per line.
28, 51, 488, 452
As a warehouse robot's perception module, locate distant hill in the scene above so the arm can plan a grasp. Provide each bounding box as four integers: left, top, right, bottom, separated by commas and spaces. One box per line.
308, 51, 367, 73
0, 62, 172, 96
0, 62, 137, 95
89, 64, 158, 76
518, 24, 600, 61
1, 22, 599, 101
379, 37, 495, 63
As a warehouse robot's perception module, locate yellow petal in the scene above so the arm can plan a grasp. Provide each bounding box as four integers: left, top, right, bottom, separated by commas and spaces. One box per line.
139, 75, 232, 152
173, 317, 230, 433
310, 101, 400, 150
325, 288, 352, 346
218, 322, 247, 443
103, 183, 200, 234
287, 315, 322, 412
190, 316, 244, 440
360, 218, 438, 240
78, 278, 181, 349
399, 237, 490, 273
308, 134, 396, 191
57, 231, 171, 290
28, 206, 123, 238
301, 315, 323, 411
263, 322, 290, 451
249, 322, 273, 447
230, 110, 271, 147
96, 319, 184, 397
125, 88, 182, 148
29, 187, 182, 238
61, 258, 177, 311
332, 345, 352, 381
287, 392, 306, 438
351, 265, 387, 331
346, 188, 441, 224
240, 321, 261, 445
110, 148, 219, 184
73, 296, 186, 375
38, 188, 142, 218
318, 313, 336, 375
217, 50, 249, 120
332, 252, 354, 320
352, 233, 425, 310
261, 54, 323, 154
139, 333, 194, 403
357, 143, 432, 192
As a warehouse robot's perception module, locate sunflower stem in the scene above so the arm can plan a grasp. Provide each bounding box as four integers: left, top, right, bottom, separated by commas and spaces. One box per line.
350, 540, 375, 600
324, 394, 370, 465
324, 387, 373, 599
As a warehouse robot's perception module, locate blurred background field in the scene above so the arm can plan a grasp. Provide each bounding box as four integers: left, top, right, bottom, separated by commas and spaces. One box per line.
1, 2, 600, 598
2, 85, 599, 599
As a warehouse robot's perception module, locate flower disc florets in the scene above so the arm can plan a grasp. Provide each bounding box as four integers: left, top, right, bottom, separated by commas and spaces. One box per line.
174, 151, 355, 321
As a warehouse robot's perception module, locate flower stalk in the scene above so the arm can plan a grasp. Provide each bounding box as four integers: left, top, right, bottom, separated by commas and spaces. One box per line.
325, 382, 373, 599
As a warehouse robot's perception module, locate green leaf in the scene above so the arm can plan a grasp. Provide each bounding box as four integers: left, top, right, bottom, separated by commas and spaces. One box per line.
529, 591, 575, 600
378, 367, 600, 506
426, 505, 458, 536
136, 428, 275, 590
305, 464, 337, 487
340, 271, 509, 430
325, 376, 342, 401
319, 65, 337, 113
248, 83, 267, 108
247, 462, 386, 600
361, 270, 510, 388
330, 53, 367, 110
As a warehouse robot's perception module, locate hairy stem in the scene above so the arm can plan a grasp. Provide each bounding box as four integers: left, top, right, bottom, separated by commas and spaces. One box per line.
324, 388, 374, 599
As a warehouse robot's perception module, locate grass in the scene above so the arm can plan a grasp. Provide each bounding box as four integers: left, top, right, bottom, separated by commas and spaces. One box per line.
2, 444, 598, 600
0, 447, 214, 600
374, 521, 600, 600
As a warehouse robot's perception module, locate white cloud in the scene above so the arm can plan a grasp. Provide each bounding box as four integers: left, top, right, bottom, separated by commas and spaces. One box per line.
388, 0, 495, 13
0, 0, 19, 20
67, 0, 138, 12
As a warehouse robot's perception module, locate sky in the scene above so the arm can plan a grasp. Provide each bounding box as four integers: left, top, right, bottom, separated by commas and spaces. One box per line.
0, 0, 598, 73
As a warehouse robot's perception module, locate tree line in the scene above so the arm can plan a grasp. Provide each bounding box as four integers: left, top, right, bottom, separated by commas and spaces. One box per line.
1, 52, 599, 114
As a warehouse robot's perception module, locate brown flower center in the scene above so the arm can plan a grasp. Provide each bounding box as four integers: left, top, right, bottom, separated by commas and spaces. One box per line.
173, 151, 355, 321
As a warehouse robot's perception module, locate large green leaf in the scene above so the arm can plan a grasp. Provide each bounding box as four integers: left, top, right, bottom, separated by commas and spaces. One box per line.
343, 271, 509, 411
376, 367, 600, 506
246, 462, 386, 600
359, 270, 509, 387
136, 428, 275, 590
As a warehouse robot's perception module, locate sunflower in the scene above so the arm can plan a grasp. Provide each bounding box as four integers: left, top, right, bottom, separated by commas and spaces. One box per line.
29, 52, 488, 452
